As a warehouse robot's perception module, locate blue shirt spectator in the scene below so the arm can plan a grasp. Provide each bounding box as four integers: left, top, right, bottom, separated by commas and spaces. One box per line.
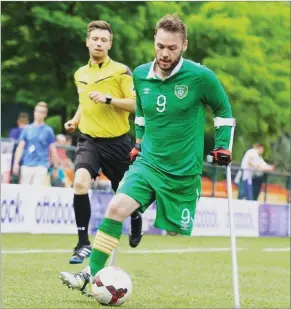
8, 112, 29, 141
20, 123, 56, 168
9, 112, 29, 183
13, 102, 58, 185
9, 127, 24, 140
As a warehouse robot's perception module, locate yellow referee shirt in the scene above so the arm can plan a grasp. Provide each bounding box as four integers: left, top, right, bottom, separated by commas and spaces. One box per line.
75, 56, 135, 138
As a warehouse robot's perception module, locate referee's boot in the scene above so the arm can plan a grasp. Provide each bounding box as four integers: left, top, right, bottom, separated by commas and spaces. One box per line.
69, 244, 92, 264
129, 211, 143, 248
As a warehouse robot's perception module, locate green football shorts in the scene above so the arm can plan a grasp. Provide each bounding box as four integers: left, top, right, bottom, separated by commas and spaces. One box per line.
117, 158, 201, 236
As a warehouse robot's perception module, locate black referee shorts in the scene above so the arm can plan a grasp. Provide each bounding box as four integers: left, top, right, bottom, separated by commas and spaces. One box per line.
74, 133, 133, 191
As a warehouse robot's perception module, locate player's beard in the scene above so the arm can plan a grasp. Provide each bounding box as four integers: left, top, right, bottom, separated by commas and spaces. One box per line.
157, 52, 183, 75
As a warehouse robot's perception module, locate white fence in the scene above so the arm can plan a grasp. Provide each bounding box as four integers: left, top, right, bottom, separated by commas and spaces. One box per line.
1, 184, 289, 237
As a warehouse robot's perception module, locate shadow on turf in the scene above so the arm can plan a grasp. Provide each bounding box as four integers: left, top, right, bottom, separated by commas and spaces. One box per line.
64, 298, 95, 306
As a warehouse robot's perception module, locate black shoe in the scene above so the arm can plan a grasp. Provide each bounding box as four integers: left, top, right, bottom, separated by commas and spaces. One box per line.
129, 212, 143, 248
69, 244, 91, 264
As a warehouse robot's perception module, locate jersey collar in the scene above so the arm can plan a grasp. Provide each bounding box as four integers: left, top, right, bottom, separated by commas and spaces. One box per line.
147, 57, 184, 80
88, 56, 111, 68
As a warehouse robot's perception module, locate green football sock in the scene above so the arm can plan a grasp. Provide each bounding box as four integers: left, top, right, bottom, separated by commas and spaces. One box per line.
90, 218, 123, 276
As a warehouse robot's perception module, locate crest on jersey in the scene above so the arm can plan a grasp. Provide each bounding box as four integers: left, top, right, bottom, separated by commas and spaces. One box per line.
174, 85, 188, 99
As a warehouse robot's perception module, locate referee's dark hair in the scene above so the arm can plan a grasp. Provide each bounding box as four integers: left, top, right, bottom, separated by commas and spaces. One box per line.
87, 20, 113, 38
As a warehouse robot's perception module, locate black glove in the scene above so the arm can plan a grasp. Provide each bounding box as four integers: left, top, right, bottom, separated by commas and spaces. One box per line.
208, 148, 232, 166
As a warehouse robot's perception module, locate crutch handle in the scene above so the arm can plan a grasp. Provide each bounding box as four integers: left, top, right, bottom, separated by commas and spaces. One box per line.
206, 155, 214, 164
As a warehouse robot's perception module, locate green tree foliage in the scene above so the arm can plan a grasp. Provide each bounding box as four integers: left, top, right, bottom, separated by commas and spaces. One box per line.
270, 133, 291, 172
185, 3, 290, 161
1, 2, 290, 167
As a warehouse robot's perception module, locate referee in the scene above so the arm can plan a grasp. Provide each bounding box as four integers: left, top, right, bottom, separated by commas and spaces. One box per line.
65, 20, 142, 264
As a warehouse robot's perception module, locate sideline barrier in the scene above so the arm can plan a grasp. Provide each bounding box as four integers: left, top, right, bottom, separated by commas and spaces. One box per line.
191, 198, 259, 237
1, 184, 289, 236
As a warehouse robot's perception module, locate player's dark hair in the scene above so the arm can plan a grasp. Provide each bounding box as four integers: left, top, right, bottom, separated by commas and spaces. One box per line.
87, 20, 113, 38
155, 14, 187, 42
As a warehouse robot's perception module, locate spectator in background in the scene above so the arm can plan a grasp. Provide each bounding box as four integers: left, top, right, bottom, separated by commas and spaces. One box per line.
9, 112, 29, 184
9, 112, 29, 140
65, 135, 73, 146
235, 143, 275, 200
64, 134, 75, 162
50, 134, 66, 187
50, 134, 74, 187
55, 134, 74, 169
252, 156, 268, 200
50, 167, 66, 187
13, 101, 58, 186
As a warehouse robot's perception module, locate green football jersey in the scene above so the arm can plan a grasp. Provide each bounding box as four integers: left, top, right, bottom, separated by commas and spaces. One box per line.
133, 58, 233, 176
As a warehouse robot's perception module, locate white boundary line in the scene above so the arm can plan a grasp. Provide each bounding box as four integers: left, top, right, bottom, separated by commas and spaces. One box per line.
122, 248, 246, 254
2, 249, 72, 254
2, 247, 288, 254
1, 248, 246, 254
262, 248, 290, 252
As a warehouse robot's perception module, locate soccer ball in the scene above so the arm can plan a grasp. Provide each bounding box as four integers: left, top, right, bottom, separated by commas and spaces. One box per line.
92, 266, 132, 306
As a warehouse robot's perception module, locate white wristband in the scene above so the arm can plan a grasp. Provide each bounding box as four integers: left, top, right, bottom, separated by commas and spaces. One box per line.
135, 117, 145, 127
213, 117, 236, 128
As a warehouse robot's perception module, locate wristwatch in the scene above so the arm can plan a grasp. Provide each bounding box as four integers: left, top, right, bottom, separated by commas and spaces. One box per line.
105, 94, 112, 104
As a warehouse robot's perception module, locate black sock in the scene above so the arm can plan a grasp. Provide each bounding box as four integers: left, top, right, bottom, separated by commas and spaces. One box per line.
131, 210, 139, 219
73, 194, 91, 246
